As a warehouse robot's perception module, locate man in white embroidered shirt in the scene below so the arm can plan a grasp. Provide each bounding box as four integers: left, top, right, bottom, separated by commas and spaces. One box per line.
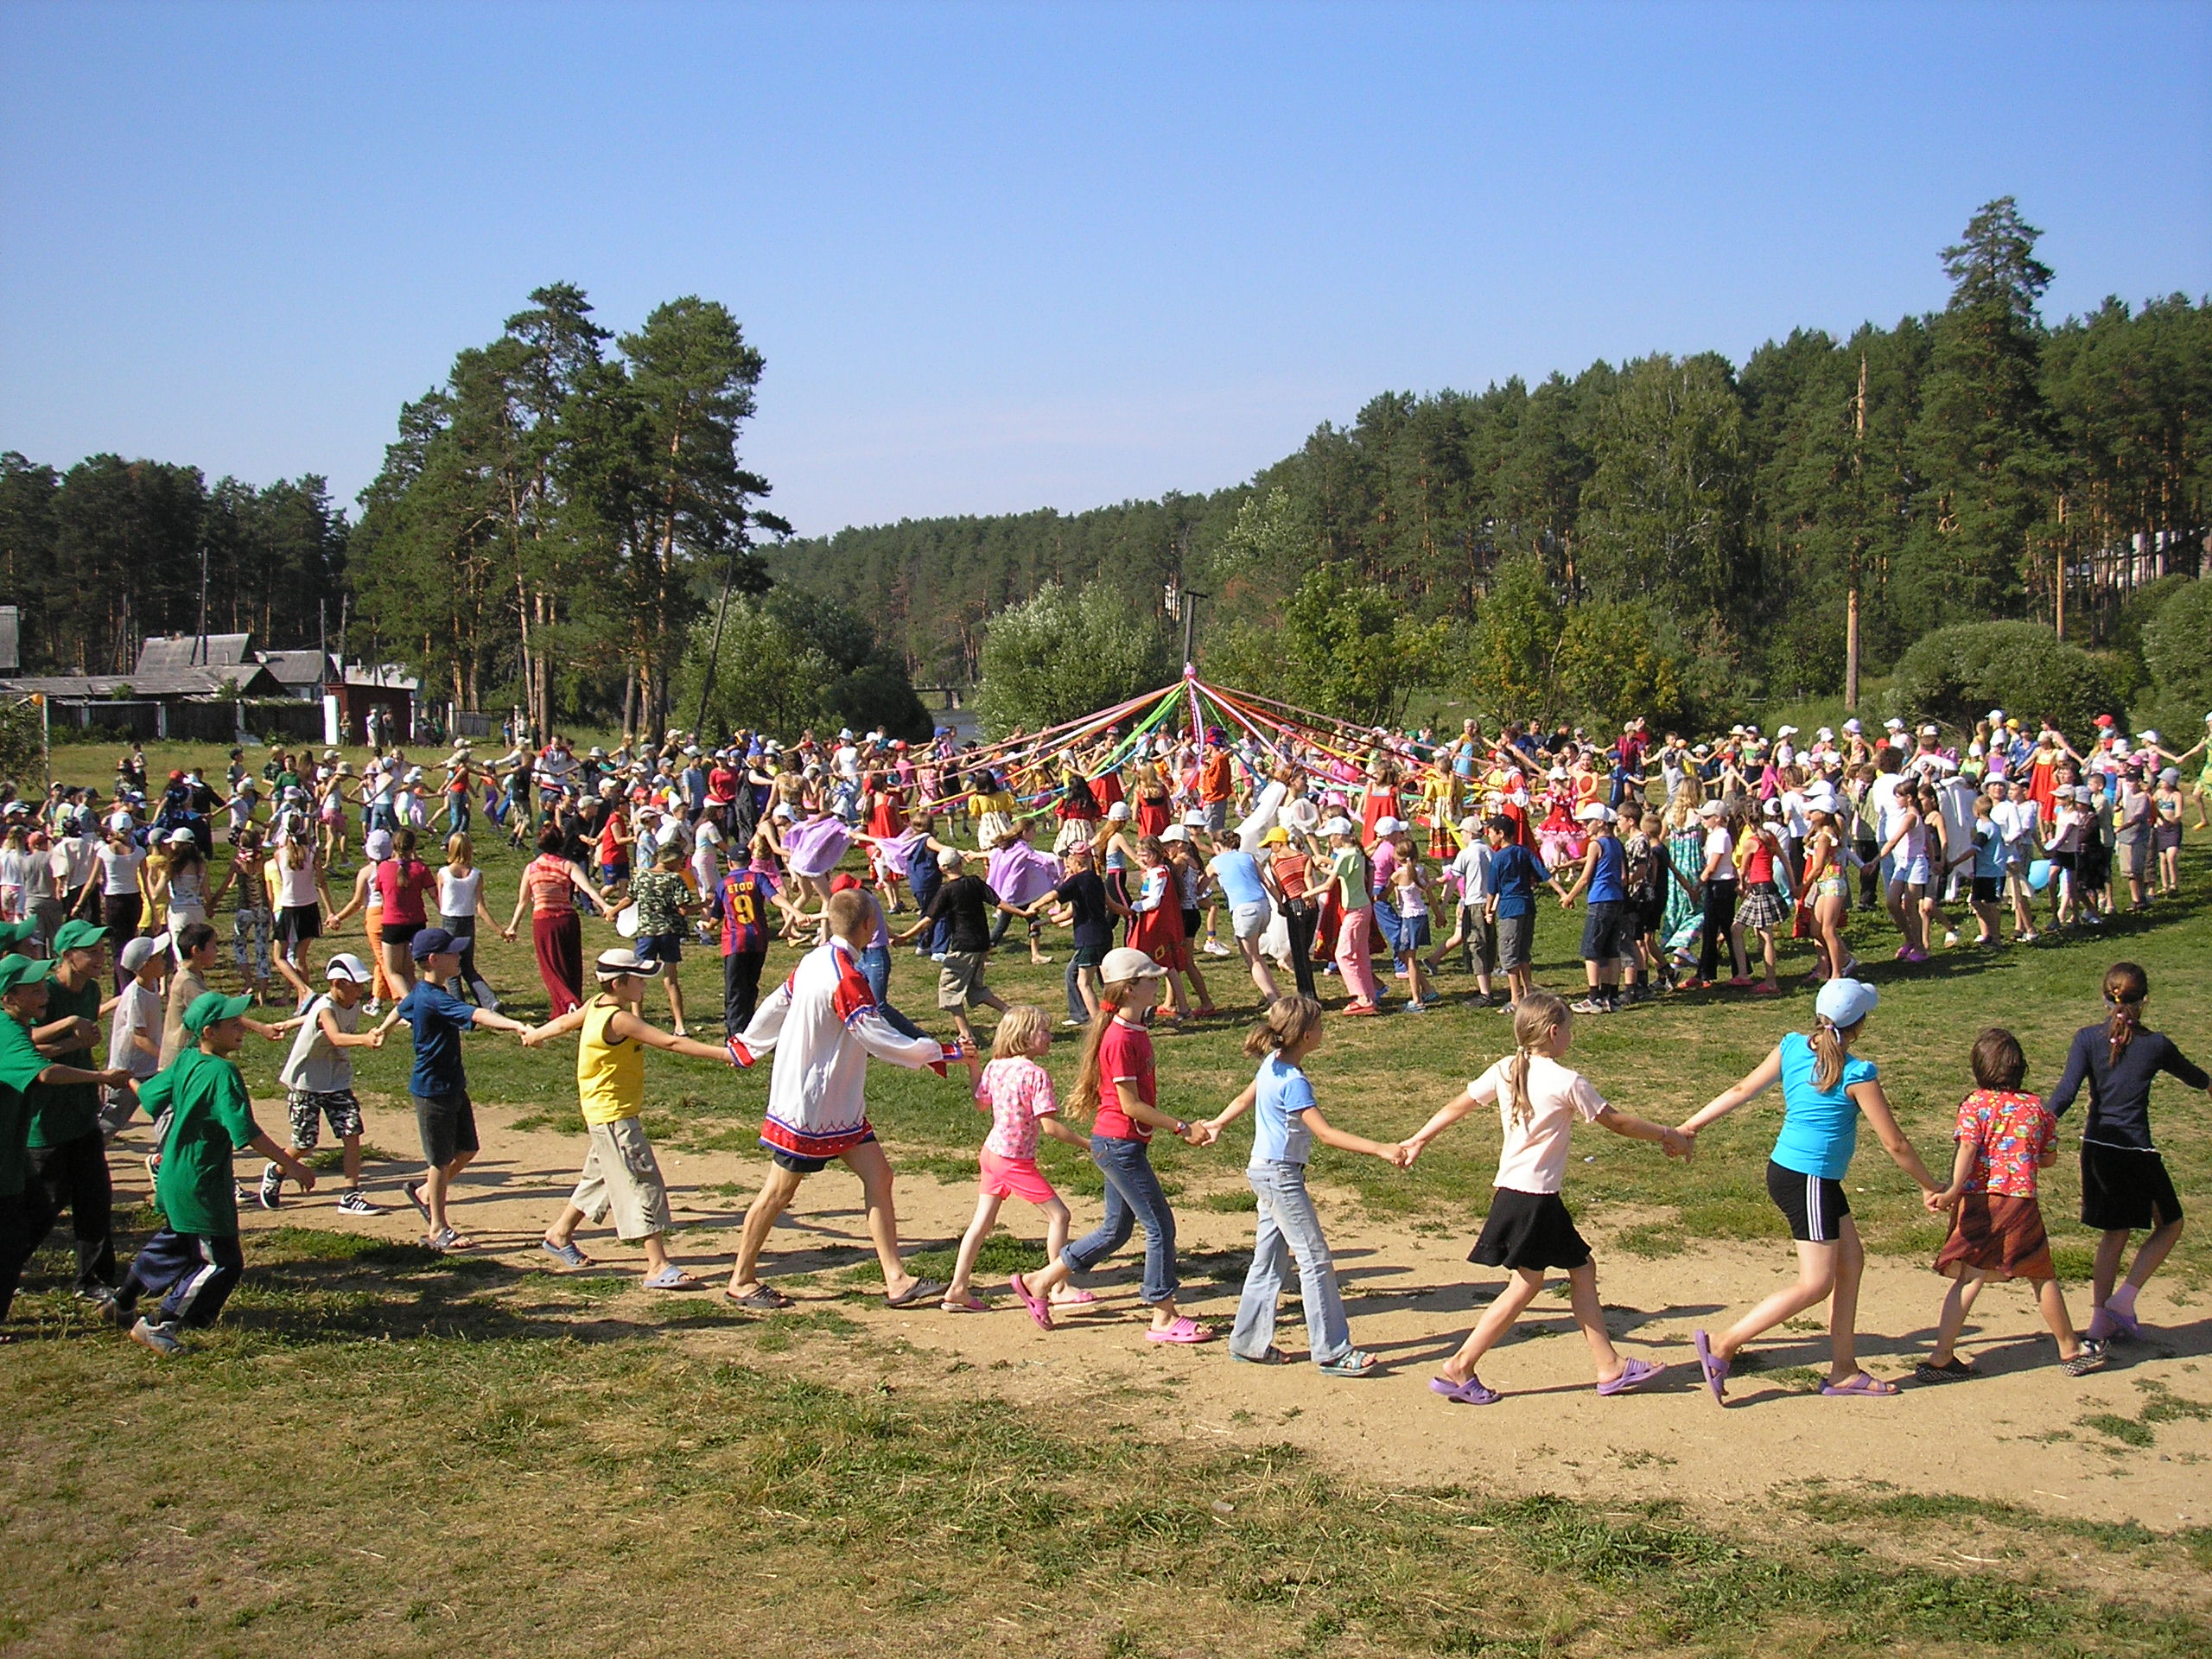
722, 889, 967, 1310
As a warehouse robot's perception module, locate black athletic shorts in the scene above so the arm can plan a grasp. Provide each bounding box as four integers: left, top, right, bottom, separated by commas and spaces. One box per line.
2080, 1141, 2183, 1232
769, 1129, 877, 1176
1580, 900, 1633, 963
412, 1090, 479, 1168
1767, 1158, 1851, 1243
1970, 876, 2001, 904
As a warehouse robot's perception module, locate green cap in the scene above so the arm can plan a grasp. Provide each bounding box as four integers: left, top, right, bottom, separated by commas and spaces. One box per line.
49, 918, 108, 955
181, 990, 253, 1034
0, 920, 38, 950
0, 954, 57, 994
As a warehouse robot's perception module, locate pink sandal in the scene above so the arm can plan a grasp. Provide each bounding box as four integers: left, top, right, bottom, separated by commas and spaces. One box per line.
1008, 1273, 1053, 1331
1145, 1316, 1215, 1344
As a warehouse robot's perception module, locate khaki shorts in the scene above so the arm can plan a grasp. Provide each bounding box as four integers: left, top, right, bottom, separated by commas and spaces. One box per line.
937, 949, 990, 1009
568, 1116, 671, 1241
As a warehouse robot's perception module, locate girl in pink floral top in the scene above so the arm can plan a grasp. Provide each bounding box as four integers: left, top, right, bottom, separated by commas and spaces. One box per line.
1920, 1027, 2107, 1382
943, 1005, 1091, 1313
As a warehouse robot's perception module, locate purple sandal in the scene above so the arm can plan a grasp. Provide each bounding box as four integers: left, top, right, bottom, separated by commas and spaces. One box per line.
1692, 1330, 1729, 1404
1597, 1356, 1662, 1395
1428, 1374, 1502, 1406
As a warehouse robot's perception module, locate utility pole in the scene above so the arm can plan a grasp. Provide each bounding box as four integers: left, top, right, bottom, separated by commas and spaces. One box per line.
195, 543, 210, 667
1164, 576, 1208, 667
1845, 353, 1866, 713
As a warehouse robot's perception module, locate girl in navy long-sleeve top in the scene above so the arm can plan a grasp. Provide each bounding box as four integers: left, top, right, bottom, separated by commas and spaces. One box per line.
2046, 962, 2209, 1340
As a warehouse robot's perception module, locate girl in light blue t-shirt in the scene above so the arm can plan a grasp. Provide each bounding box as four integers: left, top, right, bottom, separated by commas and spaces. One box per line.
1675, 978, 1942, 1404
1200, 996, 1404, 1376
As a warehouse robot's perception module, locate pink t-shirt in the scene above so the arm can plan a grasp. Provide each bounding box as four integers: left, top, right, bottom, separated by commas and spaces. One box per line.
976, 1055, 1058, 1160
1470, 1053, 1608, 1195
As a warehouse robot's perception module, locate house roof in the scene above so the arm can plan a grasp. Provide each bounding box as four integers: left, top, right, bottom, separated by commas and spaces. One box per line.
256, 649, 332, 686
137, 632, 253, 673
2, 664, 284, 700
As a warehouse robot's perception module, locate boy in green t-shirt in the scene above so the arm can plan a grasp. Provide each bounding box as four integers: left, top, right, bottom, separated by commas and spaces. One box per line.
0, 954, 134, 1333
116, 991, 315, 1356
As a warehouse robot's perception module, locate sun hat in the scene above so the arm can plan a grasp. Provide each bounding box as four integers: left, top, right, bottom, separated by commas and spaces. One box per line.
325, 952, 373, 983
0, 954, 55, 994
1105, 802, 1131, 821
1261, 826, 1291, 845
364, 829, 393, 860
595, 947, 663, 980
409, 926, 470, 962
118, 934, 168, 975
1815, 977, 1878, 1030
1099, 946, 1167, 982
2161, 767, 2180, 784
181, 990, 252, 1033
1180, 810, 1206, 827
51, 918, 107, 954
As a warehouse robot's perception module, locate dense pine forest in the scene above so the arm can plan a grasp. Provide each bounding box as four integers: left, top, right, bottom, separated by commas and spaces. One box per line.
772, 200, 2210, 728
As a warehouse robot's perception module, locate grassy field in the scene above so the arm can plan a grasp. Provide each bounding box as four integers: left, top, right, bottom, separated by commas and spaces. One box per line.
7, 735, 2210, 1655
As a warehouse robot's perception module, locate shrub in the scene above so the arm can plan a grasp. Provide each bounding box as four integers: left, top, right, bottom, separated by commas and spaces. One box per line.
975, 582, 1174, 737
2141, 579, 2212, 712
1887, 621, 2121, 735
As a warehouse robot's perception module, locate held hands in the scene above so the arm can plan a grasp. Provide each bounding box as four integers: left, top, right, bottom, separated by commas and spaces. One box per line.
1657, 1126, 1693, 1160
518, 1025, 544, 1048
1389, 1141, 1419, 1169
1180, 1119, 1218, 1147
1924, 1184, 1963, 1214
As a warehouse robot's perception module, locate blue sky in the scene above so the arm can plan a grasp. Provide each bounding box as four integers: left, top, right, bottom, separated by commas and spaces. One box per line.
3, 1, 2207, 538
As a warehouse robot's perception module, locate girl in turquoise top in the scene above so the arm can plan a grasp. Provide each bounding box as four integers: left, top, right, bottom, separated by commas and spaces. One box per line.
1675, 978, 1942, 1403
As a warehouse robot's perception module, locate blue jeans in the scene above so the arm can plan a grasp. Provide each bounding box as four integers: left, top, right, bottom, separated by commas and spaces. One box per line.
858, 944, 925, 1039
1064, 1135, 1178, 1304
1231, 1160, 1352, 1366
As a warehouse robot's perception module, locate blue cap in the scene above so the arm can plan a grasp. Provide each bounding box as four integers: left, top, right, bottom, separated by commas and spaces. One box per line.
1815, 977, 1878, 1030
410, 926, 472, 962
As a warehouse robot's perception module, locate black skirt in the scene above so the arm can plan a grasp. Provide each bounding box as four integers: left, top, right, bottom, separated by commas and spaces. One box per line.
2081, 1141, 2183, 1232
1470, 1187, 1592, 1271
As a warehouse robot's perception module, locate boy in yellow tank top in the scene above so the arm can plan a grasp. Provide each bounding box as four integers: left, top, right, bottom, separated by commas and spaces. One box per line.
524, 947, 739, 1287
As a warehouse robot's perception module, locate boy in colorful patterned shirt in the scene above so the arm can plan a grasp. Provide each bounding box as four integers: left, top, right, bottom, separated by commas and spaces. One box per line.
1918, 1027, 2106, 1382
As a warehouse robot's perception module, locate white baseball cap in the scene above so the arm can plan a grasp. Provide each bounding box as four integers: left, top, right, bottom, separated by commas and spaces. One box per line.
1374, 816, 1406, 836
1842, 718, 1863, 734
1099, 946, 1167, 982
1815, 976, 1878, 1029
1919, 724, 1939, 737
1105, 802, 1131, 821
1777, 726, 1798, 738
1816, 727, 1834, 741
1160, 825, 1189, 843
1885, 718, 1906, 732
1574, 803, 1613, 823
325, 951, 373, 983
1321, 816, 1356, 837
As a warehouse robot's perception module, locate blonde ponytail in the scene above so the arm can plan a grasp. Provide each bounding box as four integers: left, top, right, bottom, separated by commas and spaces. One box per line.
1504, 990, 1569, 1128
1810, 1015, 1863, 1092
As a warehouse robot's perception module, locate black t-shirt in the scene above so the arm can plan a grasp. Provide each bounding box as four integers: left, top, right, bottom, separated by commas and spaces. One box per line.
922, 874, 1000, 955
1052, 870, 1112, 952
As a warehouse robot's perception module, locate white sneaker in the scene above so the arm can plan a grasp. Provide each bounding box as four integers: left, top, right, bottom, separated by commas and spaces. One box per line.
365, 997, 383, 1017
1202, 939, 1231, 957
1942, 931, 1960, 949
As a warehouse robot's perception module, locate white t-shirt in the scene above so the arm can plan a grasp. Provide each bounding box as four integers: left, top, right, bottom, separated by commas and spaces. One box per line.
1993, 798, 2037, 861
1471, 1053, 1608, 1195
108, 979, 163, 1080
280, 991, 362, 1095
690, 817, 723, 892
57, 833, 99, 890
437, 867, 483, 919
1703, 826, 1737, 880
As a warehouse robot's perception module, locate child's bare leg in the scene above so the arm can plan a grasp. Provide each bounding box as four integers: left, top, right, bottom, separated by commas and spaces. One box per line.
946, 1191, 1005, 1300
1713, 1239, 1839, 1362
1565, 1261, 1625, 1382
639, 1231, 675, 1277
1039, 1197, 1071, 1268
1436, 1267, 1546, 1384
1824, 1220, 1868, 1382
2034, 1276, 2083, 1359
339, 1133, 363, 1190
1929, 1270, 1984, 1364
664, 972, 686, 1035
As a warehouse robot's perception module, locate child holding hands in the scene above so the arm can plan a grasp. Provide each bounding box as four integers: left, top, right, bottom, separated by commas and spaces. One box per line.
1403, 989, 1684, 1403
1918, 1027, 2107, 1382
943, 1005, 1091, 1313
1203, 995, 1402, 1375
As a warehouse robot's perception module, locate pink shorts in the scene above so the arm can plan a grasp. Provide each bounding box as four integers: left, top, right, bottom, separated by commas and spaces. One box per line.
979, 1148, 1059, 1207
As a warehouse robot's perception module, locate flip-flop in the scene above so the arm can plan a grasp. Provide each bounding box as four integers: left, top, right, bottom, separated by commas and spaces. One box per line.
404, 1183, 432, 1222
1144, 1316, 1215, 1344
723, 1284, 791, 1310
1820, 1371, 1900, 1397
1008, 1273, 1054, 1330
1047, 1287, 1098, 1308
1427, 1374, 1502, 1405
939, 1294, 991, 1313
540, 1239, 591, 1268
885, 1277, 946, 1309
1597, 1356, 1662, 1395
1692, 1329, 1729, 1404
1318, 1349, 1381, 1377
643, 1265, 700, 1290
1230, 1345, 1287, 1365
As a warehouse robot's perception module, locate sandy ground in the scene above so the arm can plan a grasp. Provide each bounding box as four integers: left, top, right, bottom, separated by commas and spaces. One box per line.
177, 1095, 2212, 1532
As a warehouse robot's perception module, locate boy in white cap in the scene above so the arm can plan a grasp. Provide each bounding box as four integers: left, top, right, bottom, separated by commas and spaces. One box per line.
262, 952, 386, 1215
100, 932, 169, 1139
527, 947, 738, 1287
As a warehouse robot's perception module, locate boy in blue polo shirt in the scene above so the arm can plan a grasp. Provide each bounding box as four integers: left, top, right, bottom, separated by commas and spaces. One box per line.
116, 989, 315, 1356
386, 926, 532, 1251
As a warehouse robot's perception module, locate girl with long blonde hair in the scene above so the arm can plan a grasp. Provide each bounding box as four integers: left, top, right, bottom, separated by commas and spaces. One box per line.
1402, 990, 1684, 1404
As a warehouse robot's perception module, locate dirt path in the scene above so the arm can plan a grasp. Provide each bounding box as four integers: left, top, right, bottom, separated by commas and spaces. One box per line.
193, 1094, 2211, 1531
